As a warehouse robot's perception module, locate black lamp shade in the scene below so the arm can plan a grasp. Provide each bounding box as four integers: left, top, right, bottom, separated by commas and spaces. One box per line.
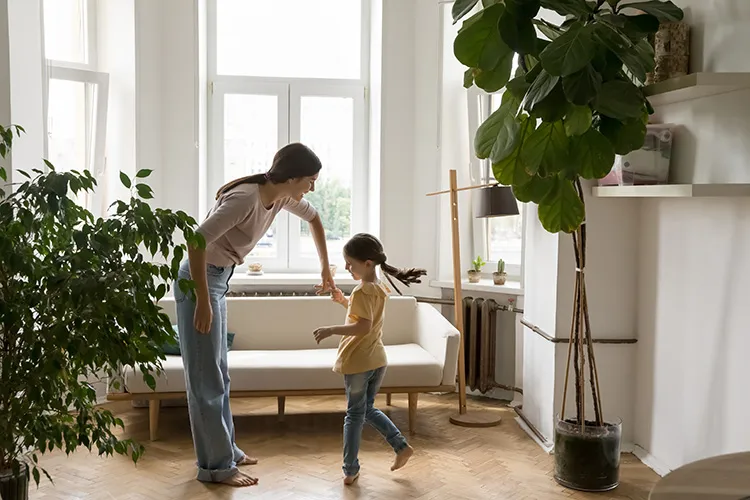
474, 185, 519, 218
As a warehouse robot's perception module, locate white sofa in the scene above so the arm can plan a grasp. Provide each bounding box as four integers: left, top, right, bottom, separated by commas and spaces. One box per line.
107, 295, 460, 440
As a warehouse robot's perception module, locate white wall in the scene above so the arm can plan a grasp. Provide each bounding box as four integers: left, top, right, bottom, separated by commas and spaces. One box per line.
633, 0, 750, 473
0, 0, 11, 187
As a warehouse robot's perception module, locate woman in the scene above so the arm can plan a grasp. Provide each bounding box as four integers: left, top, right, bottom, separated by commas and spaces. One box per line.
173, 143, 336, 487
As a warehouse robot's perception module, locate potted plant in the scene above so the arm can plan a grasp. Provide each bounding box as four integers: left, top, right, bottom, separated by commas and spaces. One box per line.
468, 255, 485, 283
493, 259, 507, 285
0, 125, 201, 499
452, 0, 683, 491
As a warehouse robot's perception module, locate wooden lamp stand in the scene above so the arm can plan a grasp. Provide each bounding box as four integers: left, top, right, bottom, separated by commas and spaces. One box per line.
427, 169, 503, 428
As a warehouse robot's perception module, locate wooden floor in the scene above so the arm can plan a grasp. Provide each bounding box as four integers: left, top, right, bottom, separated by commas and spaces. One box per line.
30, 394, 658, 499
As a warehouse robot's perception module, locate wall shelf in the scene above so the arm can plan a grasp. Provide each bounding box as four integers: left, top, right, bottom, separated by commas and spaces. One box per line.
592, 184, 750, 198
644, 72, 750, 106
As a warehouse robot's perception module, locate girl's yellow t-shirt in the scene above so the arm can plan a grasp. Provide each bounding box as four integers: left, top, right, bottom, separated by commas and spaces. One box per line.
333, 281, 390, 375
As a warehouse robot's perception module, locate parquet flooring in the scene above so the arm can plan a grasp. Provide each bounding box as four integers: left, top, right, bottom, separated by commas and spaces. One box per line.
29, 394, 658, 499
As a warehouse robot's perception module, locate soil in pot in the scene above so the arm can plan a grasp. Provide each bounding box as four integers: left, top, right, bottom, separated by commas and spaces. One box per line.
554, 418, 621, 492
0, 463, 29, 500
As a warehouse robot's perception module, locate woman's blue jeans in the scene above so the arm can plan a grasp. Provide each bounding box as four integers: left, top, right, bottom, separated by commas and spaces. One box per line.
174, 260, 245, 483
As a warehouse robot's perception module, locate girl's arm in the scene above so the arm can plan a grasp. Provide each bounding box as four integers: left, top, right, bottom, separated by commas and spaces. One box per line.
308, 214, 335, 292
313, 318, 372, 343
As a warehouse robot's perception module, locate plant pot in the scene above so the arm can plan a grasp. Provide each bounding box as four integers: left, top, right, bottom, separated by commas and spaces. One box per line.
554, 416, 622, 492
467, 270, 481, 283
0, 464, 29, 500
492, 272, 507, 285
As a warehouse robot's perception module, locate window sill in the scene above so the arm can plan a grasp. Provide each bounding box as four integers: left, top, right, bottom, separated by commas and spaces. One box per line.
429, 279, 524, 296
230, 273, 358, 287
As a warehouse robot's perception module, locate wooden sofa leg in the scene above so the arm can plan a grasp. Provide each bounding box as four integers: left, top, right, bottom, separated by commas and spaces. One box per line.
278, 396, 286, 422
149, 399, 160, 441
386, 393, 392, 406
408, 393, 418, 434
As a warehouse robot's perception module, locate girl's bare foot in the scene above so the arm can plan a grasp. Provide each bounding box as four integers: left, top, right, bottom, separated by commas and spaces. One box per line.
343, 473, 359, 485
391, 445, 414, 471
237, 454, 258, 466
220, 471, 258, 487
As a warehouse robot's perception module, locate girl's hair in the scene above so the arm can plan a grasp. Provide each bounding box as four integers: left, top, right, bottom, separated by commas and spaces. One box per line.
215, 142, 322, 199
343, 233, 427, 295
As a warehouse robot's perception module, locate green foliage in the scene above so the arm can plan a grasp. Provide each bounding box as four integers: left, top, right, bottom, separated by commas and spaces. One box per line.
0, 127, 202, 483
300, 178, 351, 240
453, 0, 683, 233
471, 256, 486, 272
497, 259, 505, 273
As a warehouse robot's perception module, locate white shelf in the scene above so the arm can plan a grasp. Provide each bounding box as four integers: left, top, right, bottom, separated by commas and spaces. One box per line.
229, 273, 357, 286
430, 279, 524, 296
644, 72, 750, 106
592, 184, 750, 198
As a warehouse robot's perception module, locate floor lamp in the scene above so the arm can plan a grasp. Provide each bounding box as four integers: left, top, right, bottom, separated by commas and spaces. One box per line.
426, 169, 519, 427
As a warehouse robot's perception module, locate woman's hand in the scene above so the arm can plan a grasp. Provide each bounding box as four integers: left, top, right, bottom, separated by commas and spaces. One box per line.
317, 266, 336, 295
313, 326, 333, 344
194, 298, 213, 334
331, 288, 348, 307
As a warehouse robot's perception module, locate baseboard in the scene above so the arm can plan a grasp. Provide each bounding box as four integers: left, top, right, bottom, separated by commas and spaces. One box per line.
514, 416, 554, 454
633, 444, 672, 477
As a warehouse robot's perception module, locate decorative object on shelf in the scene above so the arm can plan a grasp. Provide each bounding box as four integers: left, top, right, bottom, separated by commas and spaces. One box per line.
452, 0, 684, 491
647, 22, 690, 85
0, 125, 201, 497
329, 264, 337, 277
247, 262, 263, 275
599, 124, 674, 186
493, 259, 507, 285
468, 256, 485, 283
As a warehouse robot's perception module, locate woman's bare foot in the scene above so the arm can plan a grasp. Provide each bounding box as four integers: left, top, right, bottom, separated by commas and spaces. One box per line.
237, 455, 258, 466
220, 471, 258, 487
343, 473, 359, 486
391, 445, 414, 471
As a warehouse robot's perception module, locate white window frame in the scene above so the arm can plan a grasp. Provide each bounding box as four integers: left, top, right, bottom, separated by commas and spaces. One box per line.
207, 0, 371, 273
42, 0, 110, 214
466, 87, 524, 280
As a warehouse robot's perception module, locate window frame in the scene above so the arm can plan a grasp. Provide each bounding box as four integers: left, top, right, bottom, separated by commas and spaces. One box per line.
207, 0, 371, 273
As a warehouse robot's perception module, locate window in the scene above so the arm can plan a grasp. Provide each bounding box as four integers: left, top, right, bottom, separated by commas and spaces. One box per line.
208, 0, 369, 272
467, 64, 524, 279
42, 0, 109, 212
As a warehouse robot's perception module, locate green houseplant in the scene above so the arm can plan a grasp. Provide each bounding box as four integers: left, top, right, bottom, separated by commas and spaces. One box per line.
0, 125, 202, 499
493, 258, 506, 285
452, 0, 683, 492
468, 255, 486, 283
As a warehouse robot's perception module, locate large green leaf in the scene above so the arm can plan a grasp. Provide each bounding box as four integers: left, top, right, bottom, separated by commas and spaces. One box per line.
474, 99, 519, 160
498, 0, 540, 54
512, 175, 555, 203
593, 80, 645, 119
530, 82, 569, 123
454, 4, 507, 69
539, 22, 596, 77
533, 19, 563, 40
493, 116, 536, 186
538, 176, 585, 233
520, 120, 569, 176
506, 75, 531, 102
620, 1, 684, 22
564, 105, 592, 136
475, 49, 515, 92
539, 0, 591, 17
570, 127, 616, 179
621, 14, 660, 39
599, 112, 648, 155
562, 64, 602, 105
522, 69, 560, 112
593, 21, 654, 83
453, 0, 480, 23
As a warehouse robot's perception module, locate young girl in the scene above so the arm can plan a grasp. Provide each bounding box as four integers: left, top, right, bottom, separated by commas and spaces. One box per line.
312, 233, 426, 485
175, 143, 336, 487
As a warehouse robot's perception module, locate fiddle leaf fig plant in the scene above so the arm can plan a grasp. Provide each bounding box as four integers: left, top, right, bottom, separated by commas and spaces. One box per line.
454, 0, 682, 234
0, 125, 203, 486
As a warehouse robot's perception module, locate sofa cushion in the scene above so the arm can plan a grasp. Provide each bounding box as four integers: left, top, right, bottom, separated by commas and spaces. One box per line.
123, 343, 444, 394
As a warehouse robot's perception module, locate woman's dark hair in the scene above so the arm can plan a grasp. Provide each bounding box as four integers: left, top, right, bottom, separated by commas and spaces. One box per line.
343, 233, 427, 295
215, 142, 322, 199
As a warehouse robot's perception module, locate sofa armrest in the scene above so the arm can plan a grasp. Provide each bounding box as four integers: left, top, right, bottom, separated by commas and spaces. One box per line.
415, 304, 460, 387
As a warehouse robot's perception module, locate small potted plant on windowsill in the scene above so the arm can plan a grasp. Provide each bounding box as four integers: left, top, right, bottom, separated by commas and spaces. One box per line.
493, 259, 507, 285
468, 255, 485, 283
